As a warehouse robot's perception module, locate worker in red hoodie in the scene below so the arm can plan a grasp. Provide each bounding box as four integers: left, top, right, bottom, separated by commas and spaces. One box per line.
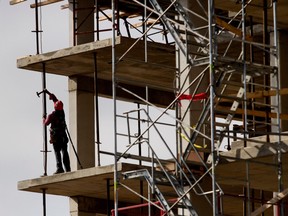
43, 89, 71, 174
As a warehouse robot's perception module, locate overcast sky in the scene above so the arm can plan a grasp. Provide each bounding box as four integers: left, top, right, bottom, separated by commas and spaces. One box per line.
0, 1, 71, 215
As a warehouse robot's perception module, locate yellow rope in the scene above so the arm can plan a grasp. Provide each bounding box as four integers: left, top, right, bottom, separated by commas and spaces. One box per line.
180, 133, 207, 149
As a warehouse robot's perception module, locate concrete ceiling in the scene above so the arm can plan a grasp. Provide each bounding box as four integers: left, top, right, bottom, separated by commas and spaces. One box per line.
17, 36, 176, 92
95, 0, 288, 30
18, 163, 178, 203
215, 0, 288, 30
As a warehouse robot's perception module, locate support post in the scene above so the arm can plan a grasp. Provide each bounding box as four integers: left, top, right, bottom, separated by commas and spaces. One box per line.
107, 179, 111, 216
272, 1, 283, 215
41, 62, 48, 176
112, 1, 119, 216
208, 0, 217, 215
42, 188, 46, 216
263, 0, 271, 142
68, 0, 95, 214
93, 52, 101, 167
95, 0, 100, 41
242, 1, 251, 213
137, 103, 144, 206
34, 0, 40, 54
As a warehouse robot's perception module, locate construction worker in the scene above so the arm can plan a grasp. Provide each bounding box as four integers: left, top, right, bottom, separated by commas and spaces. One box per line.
43, 89, 71, 174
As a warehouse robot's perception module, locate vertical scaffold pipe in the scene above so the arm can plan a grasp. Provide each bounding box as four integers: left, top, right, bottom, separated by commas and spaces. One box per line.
137, 103, 144, 206
208, 0, 218, 215
263, 0, 271, 140
42, 188, 46, 216
41, 63, 48, 216
107, 179, 111, 216
144, 0, 147, 62
93, 52, 101, 167
112, 0, 118, 216
34, 0, 40, 54
35, 0, 47, 214
242, 0, 248, 148
72, 0, 76, 46
146, 86, 153, 216
42, 62, 48, 176
242, 1, 251, 215
273, 2, 282, 215
95, 0, 100, 41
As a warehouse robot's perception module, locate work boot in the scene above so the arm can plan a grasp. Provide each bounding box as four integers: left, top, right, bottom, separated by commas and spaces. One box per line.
54, 168, 64, 174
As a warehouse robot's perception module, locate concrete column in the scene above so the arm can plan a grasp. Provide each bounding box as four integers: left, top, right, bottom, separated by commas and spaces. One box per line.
68, 0, 96, 169
176, 1, 211, 214
69, 0, 95, 45
68, 77, 95, 216
68, 1, 95, 215
70, 197, 95, 216
69, 77, 95, 170
177, 0, 209, 158
70, 196, 105, 216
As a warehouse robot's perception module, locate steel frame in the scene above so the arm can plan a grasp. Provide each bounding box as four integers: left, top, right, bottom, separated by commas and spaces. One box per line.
109, 0, 282, 215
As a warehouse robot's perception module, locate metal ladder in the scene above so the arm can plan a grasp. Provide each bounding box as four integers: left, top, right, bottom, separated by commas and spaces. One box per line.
123, 169, 198, 216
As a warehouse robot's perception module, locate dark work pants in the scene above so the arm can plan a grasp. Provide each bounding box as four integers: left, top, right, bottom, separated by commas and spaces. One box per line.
53, 141, 71, 172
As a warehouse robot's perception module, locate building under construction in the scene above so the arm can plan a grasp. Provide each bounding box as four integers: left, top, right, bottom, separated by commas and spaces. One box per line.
11, 0, 288, 215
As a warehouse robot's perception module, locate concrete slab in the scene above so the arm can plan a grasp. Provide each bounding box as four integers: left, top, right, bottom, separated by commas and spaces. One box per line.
18, 163, 177, 204
96, 0, 288, 29
207, 135, 288, 192
17, 36, 176, 92
18, 163, 117, 198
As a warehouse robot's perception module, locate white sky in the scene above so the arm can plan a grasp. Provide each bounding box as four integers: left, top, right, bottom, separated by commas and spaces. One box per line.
0, 1, 71, 215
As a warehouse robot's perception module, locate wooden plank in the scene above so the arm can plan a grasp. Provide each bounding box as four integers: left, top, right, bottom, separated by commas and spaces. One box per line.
216, 17, 252, 41
251, 188, 288, 216
99, 12, 125, 21
30, 0, 63, 8
246, 88, 288, 99
132, 20, 160, 28
217, 88, 288, 103
99, 12, 138, 21
216, 106, 288, 120
60, 3, 68, 10
10, 0, 26, 5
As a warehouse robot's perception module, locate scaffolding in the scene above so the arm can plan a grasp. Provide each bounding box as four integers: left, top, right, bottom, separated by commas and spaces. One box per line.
108, 0, 283, 215
11, 0, 288, 215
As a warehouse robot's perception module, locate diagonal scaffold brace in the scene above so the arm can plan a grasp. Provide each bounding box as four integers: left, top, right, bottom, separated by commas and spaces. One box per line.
65, 126, 83, 169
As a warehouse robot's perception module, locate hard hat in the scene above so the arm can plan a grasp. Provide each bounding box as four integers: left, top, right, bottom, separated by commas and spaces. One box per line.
54, 100, 63, 110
